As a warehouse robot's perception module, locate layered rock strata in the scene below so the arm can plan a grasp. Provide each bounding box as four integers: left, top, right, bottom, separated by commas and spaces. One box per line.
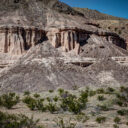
0, 26, 46, 55
0, 26, 126, 57
47, 28, 126, 54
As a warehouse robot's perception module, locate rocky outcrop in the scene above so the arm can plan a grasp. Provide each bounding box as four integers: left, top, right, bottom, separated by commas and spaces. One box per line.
0, 26, 46, 55
0, 25, 126, 57
47, 29, 83, 54
47, 28, 126, 55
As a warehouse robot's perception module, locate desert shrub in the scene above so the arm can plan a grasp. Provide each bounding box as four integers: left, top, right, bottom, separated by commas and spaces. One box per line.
126, 122, 128, 126
49, 90, 54, 93
118, 30, 122, 35
97, 104, 109, 111
46, 101, 58, 113
76, 113, 89, 123
88, 90, 96, 97
116, 100, 124, 107
36, 99, 46, 112
72, 85, 78, 90
24, 91, 30, 96
114, 27, 118, 32
97, 95, 106, 101
60, 91, 88, 114
0, 93, 20, 109
106, 87, 115, 94
0, 111, 43, 128
116, 93, 127, 102
53, 96, 59, 102
55, 117, 76, 128
23, 96, 45, 111
58, 88, 65, 95
96, 116, 106, 123
117, 109, 128, 116
113, 124, 119, 128
33, 93, 40, 98
97, 88, 105, 94
120, 86, 125, 92
114, 117, 121, 124
0, 97, 2, 106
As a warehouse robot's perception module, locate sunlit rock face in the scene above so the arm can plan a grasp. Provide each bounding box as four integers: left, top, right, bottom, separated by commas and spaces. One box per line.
0, 26, 46, 55
47, 28, 126, 55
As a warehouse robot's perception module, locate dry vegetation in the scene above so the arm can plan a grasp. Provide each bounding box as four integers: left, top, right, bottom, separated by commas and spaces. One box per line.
1, 86, 128, 128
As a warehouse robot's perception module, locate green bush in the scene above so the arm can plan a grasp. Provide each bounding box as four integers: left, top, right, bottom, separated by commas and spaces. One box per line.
97, 88, 105, 94
97, 104, 109, 111
33, 93, 40, 98
114, 117, 121, 124
113, 124, 119, 128
24, 91, 30, 96
106, 87, 115, 94
55, 117, 76, 128
58, 88, 65, 95
0, 93, 20, 109
23, 96, 45, 111
60, 92, 87, 114
97, 95, 106, 101
96, 116, 106, 123
0, 111, 43, 128
117, 109, 128, 116
53, 96, 59, 102
116, 100, 124, 107
46, 101, 58, 113
49, 90, 54, 93
76, 113, 89, 123
88, 90, 96, 97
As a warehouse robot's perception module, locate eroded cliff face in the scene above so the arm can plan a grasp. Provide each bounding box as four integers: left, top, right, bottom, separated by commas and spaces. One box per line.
47, 28, 126, 55
0, 26, 46, 55
0, 25, 126, 58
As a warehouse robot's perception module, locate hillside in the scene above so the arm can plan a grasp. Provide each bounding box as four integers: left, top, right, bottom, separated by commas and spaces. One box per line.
74, 7, 128, 45
73, 7, 126, 20
0, 1, 128, 128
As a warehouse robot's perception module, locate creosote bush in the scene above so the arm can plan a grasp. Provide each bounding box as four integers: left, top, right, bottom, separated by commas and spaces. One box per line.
60, 89, 88, 114
54, 117, 76, 128
114, 117, 121, 124
97, 104, 109, 111
117, 109, 128, 116
0, 111, 43, 128
96, 88, 105, 94
23, 95, 45, 111
97, 95, 106, 101
113, 124, 119, 128
96, 116, 106, 123
0, 93, 20, 109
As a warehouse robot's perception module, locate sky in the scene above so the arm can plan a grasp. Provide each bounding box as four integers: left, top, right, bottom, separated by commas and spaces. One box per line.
60, 0, 128, 19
